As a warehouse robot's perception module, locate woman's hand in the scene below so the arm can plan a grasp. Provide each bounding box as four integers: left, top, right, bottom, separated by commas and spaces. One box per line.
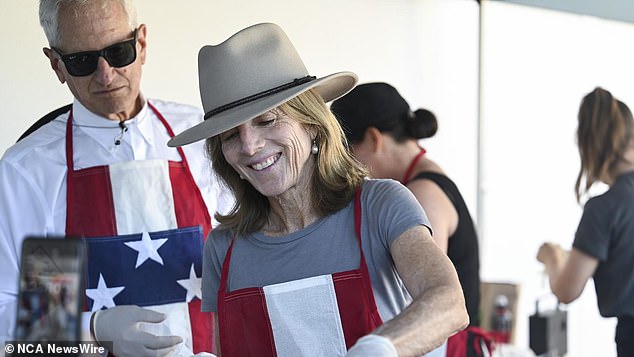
537, 243, 598, 303
537, 242, 567, 268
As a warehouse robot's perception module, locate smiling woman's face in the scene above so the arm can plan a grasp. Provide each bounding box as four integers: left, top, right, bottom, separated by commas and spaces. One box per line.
220, 108, 314, 197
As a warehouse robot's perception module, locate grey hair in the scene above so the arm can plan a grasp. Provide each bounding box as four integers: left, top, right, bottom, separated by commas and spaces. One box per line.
39, 0, 138, 47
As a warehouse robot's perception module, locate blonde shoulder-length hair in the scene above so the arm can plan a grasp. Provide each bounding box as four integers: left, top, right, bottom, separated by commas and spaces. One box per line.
206, 89, 368, 234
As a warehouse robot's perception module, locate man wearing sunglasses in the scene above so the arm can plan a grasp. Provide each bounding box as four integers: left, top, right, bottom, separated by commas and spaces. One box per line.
0, 1, 231, 356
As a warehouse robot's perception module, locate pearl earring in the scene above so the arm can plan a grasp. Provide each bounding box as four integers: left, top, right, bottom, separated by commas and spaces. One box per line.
311, 141, 319, 155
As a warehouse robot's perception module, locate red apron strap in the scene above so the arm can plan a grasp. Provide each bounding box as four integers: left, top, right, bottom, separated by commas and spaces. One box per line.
353, 186, 374, 280
149, 101, 212, 237
149, 101, 190, 169
219, 238, 236, 294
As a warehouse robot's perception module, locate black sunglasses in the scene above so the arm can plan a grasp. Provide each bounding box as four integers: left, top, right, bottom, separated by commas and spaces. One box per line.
52, 28, 138, 77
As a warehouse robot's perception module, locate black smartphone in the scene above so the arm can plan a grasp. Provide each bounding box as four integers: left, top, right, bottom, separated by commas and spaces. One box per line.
14, 237, 86, 343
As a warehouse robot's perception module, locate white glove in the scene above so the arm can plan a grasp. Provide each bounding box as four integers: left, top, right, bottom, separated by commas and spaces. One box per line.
346, 334, 398, 357
92, 305, 183, 357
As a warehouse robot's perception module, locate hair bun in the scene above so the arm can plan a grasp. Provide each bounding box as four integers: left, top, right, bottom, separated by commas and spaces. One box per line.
406, 108, 438, 139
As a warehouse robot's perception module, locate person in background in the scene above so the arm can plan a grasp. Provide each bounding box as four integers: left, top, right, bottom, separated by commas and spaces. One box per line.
0, 0, 232, 356
537, 87, 634, 357
331, 82, 481, 329
168, 23, 468, 356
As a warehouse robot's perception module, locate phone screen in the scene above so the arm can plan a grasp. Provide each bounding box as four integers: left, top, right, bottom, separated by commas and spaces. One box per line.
14, 237, 85, 342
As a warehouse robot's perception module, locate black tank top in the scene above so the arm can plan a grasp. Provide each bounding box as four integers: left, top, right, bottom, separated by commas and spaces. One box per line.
412, 172, 481, 326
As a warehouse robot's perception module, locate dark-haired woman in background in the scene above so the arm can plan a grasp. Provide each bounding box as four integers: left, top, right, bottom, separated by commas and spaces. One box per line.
331, 82, 481, 348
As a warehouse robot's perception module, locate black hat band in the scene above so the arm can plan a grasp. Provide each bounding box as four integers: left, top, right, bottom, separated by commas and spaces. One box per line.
204, 75, 316, 120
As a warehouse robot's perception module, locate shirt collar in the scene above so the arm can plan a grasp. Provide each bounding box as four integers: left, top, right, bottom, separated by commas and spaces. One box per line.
70, 95, 154, 147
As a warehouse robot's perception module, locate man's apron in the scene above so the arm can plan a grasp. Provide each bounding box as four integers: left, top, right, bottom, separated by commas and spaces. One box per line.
65, 102, 213, 355
217, 189, 383, 357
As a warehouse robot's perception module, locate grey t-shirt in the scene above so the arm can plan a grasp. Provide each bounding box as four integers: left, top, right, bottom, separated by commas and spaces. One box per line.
201, 178, 431, 322
574, 171, 634, 318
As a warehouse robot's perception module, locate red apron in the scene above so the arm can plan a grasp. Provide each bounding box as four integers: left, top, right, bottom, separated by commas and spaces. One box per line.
65, 102, 214, 354
217, 189, 382, 356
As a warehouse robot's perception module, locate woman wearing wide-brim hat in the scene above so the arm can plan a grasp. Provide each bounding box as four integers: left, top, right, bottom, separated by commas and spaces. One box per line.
169, 23, 468, 357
